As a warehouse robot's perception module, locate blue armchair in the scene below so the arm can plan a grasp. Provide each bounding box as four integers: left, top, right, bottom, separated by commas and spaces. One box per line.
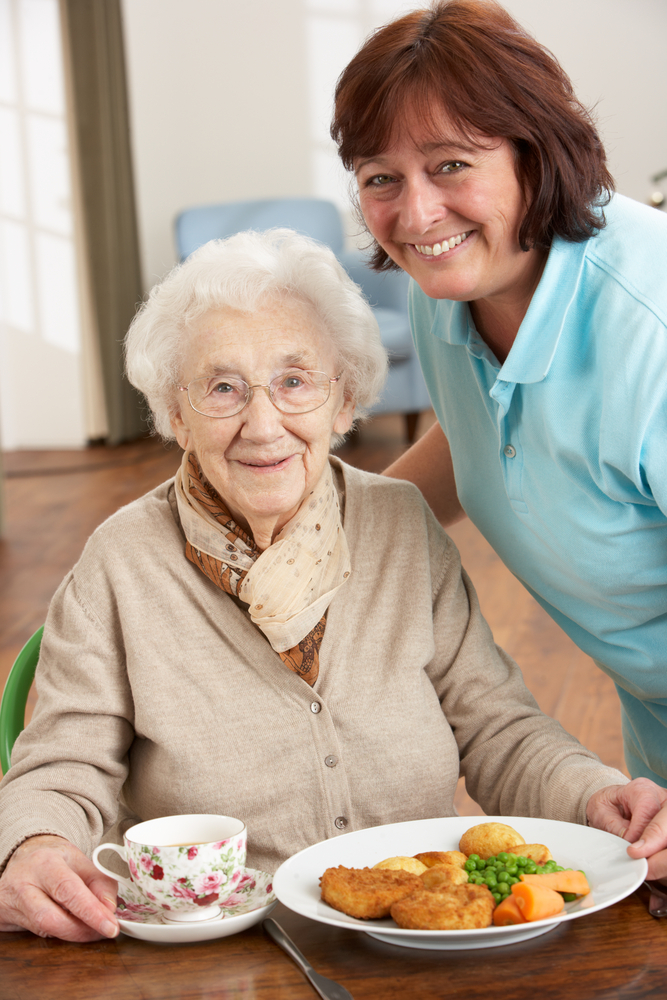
174, 198, 430, 441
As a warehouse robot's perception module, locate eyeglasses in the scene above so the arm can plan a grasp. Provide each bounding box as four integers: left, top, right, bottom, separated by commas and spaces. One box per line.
178, 369, 342, 419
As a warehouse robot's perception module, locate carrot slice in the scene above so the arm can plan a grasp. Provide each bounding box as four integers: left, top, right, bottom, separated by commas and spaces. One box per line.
519, 871, 590, 896
511, 882, 565, 921
493, 895, 527, 926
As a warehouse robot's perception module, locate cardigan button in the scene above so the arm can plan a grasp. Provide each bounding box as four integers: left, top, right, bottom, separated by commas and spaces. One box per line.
334, 816, 348, 830
503, 444, 516, 458
325, 755, 338, 767
310, 702, 321, 714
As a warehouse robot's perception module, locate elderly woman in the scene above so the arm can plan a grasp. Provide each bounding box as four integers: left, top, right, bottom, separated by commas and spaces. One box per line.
0, 229, 662, 943
332, 1, 667, 868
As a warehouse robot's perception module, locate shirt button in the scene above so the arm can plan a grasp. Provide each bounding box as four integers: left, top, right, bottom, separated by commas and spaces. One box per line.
334, 816, 348, 830
310, 702, 321, 714
325, 754, 338, 767
504, 444, 516, 458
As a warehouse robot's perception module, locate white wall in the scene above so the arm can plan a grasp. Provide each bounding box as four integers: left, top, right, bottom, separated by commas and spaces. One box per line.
121, 0, 312, 287
122, 0, 667, 292
502, 0, 667, 201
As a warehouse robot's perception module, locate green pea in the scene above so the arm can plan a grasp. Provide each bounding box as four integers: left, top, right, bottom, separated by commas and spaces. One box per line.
496, 852, 509, 865
475, 858, 486, 870
506, 864, 518, 875
492, 892, 502, 904
524, 861, 537, 874
497, 881, 510, 895
561, 892, 577, 902
516, 856, 528, 868
464, 859, 477, 872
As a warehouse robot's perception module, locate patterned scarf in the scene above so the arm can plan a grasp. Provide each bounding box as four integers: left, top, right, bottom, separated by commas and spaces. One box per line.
174, 452, 351, 686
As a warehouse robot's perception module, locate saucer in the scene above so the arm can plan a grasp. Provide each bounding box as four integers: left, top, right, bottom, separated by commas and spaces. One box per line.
116, 867, 276, 943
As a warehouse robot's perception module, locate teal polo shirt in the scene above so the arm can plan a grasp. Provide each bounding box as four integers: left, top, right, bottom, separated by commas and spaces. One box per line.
410, 194, 667, 784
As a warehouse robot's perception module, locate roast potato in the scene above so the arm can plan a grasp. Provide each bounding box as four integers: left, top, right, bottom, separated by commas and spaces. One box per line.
373, 856, 428, 875
510, 843, 552, 865
413, 850, 468, 869
459, 822, 525, 860
420, 864, 469, 889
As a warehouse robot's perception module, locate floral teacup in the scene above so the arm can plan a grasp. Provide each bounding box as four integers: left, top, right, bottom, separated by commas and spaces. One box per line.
92, 814, 247, 922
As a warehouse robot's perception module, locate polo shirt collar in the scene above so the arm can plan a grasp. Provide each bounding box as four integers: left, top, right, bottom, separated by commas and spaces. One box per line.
432, 235, 590, 384
497, 236, 589, 384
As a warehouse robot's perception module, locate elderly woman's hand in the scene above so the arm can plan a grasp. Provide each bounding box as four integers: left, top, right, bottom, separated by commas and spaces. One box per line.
586, 778, 667, 880
0, 834, 119, 941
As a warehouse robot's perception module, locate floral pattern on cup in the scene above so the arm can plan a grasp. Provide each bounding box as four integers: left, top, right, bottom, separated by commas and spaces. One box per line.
115, 867, 274, 925
92, 814, 247, 920
130, 840, 243, 913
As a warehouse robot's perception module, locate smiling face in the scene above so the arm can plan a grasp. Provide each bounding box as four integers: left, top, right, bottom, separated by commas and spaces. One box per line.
354, 115, 545, 314
171, 297, 355, 549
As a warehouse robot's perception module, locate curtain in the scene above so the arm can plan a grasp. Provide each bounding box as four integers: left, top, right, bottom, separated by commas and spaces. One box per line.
59, 0, 146, 444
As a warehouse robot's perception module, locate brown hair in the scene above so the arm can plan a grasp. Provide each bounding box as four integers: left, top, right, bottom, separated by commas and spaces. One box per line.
331, 0, 614, 270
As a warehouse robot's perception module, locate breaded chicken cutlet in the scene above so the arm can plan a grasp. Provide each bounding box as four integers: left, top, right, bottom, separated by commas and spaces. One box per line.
320, 866, 421, 919
391, 883, 495, 930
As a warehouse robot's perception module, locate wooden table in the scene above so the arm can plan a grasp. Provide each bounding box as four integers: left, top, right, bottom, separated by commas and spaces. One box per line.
2, 889, 666, 1000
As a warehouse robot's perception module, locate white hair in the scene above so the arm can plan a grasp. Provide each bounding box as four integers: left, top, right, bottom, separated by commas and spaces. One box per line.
125, 228, 388, 442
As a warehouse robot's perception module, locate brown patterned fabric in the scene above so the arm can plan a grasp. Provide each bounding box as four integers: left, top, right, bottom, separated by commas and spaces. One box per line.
183, 454, 324, 686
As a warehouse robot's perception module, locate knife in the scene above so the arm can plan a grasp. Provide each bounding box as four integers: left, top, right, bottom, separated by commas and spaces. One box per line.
644, 880, 667, 917
263, 917, 355, 1000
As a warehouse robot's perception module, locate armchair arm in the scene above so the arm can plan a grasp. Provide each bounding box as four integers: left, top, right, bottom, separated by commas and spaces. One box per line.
339, 249, 410, 314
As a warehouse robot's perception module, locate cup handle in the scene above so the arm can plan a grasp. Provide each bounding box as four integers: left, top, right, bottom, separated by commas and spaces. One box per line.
91, 843, 134, 892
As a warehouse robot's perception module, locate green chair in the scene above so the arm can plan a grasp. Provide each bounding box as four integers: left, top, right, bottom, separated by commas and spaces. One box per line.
0, 626, 43, 774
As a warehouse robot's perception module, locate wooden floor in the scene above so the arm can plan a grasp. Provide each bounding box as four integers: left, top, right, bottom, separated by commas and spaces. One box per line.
0, 412, 627, 808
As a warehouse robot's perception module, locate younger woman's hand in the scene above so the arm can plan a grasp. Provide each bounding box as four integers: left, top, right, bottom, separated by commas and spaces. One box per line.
586, 778, 667, 880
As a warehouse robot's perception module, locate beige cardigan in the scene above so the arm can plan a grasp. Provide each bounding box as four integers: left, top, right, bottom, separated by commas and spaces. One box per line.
0, 459, 625, 874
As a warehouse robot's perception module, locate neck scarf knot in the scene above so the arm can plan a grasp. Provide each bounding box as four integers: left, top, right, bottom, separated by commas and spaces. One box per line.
174, 451, 351, 686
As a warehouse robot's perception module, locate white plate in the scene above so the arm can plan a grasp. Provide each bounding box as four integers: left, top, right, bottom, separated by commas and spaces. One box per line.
116, 867, 276, 943
273, 817, 647, 950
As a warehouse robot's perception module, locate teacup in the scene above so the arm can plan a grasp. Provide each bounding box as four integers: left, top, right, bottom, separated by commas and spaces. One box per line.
92, 814, 247, 922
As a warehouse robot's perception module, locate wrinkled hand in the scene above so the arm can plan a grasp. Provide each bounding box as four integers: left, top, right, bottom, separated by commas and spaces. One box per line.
586, 778, 667, 880
0, 834, 119, 941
